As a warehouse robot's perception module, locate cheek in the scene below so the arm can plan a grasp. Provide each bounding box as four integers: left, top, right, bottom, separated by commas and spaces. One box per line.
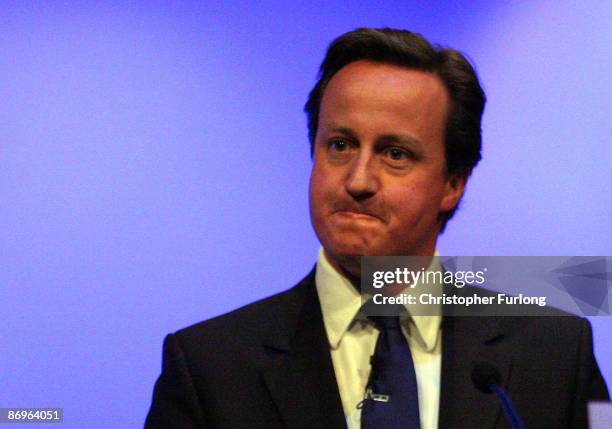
309, 166, 330, 219
384, 182, 442, 224
309, 161, 336, 203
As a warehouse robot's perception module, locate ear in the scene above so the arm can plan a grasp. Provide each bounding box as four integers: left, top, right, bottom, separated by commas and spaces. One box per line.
440, 172, 468, 212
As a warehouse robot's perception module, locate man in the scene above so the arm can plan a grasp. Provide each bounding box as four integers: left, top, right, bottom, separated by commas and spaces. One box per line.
145, 28, 608, 428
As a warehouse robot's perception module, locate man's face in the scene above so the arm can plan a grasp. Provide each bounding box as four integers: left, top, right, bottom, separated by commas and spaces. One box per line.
309, 60, 466, 277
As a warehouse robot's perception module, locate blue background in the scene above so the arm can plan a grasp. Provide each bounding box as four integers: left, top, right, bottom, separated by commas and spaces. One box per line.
1, 1, 610, 427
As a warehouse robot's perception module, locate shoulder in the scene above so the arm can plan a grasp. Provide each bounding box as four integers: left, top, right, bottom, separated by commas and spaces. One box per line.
506, 312, 593, 347
171, 269, 316, 353
452, 284, 594, 345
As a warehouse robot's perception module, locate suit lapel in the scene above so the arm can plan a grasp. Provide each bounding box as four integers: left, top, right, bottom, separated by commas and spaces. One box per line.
260, 272, 515, 429
261, 272, 346, 429
438, 313, 512, 428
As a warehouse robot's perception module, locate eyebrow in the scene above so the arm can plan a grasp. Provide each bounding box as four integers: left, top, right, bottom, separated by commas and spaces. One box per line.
377, 133, 423, 149
324, 124, 423, 148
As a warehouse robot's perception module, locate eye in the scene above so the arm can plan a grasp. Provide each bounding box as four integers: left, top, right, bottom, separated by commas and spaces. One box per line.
328, 139, 349, 152
386, 147, 409, 161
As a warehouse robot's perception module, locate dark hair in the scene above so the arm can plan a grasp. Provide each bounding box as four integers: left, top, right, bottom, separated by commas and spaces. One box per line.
304, 28, 486, 229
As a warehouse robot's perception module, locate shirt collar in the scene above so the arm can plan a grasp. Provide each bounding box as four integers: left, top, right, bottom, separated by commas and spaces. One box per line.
315, 248, 441, 352
315, 248, 362, 350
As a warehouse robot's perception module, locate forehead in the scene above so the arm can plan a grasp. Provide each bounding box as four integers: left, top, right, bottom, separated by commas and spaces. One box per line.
319, 60, 449, 138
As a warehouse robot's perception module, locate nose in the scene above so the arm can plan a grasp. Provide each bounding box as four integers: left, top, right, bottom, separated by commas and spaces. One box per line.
345, 150, 379, 200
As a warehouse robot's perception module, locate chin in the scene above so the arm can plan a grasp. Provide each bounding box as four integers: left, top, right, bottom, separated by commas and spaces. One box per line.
326, 234, 372, 256
323, 239, 373, 274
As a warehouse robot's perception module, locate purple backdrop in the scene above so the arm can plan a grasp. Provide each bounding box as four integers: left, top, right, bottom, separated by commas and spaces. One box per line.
1, 1, 610, 427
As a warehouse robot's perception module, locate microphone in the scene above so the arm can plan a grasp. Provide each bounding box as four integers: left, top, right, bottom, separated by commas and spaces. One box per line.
471, 362, 524, 429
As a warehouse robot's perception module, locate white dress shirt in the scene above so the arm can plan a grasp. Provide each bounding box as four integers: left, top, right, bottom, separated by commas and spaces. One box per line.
315, 249, 442, 429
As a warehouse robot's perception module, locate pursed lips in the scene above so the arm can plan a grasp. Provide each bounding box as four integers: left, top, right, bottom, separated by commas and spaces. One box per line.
334, 208, 383, 222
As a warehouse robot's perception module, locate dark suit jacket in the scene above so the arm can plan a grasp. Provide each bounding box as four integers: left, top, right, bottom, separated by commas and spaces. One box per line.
145, 270, 609, 428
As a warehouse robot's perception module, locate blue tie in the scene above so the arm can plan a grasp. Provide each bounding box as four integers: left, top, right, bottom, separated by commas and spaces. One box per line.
360, 305, 421, 429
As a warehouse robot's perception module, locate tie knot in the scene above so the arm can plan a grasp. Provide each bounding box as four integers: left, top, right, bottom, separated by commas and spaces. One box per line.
368, 314, 402, 331
360, 302, 406, 331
